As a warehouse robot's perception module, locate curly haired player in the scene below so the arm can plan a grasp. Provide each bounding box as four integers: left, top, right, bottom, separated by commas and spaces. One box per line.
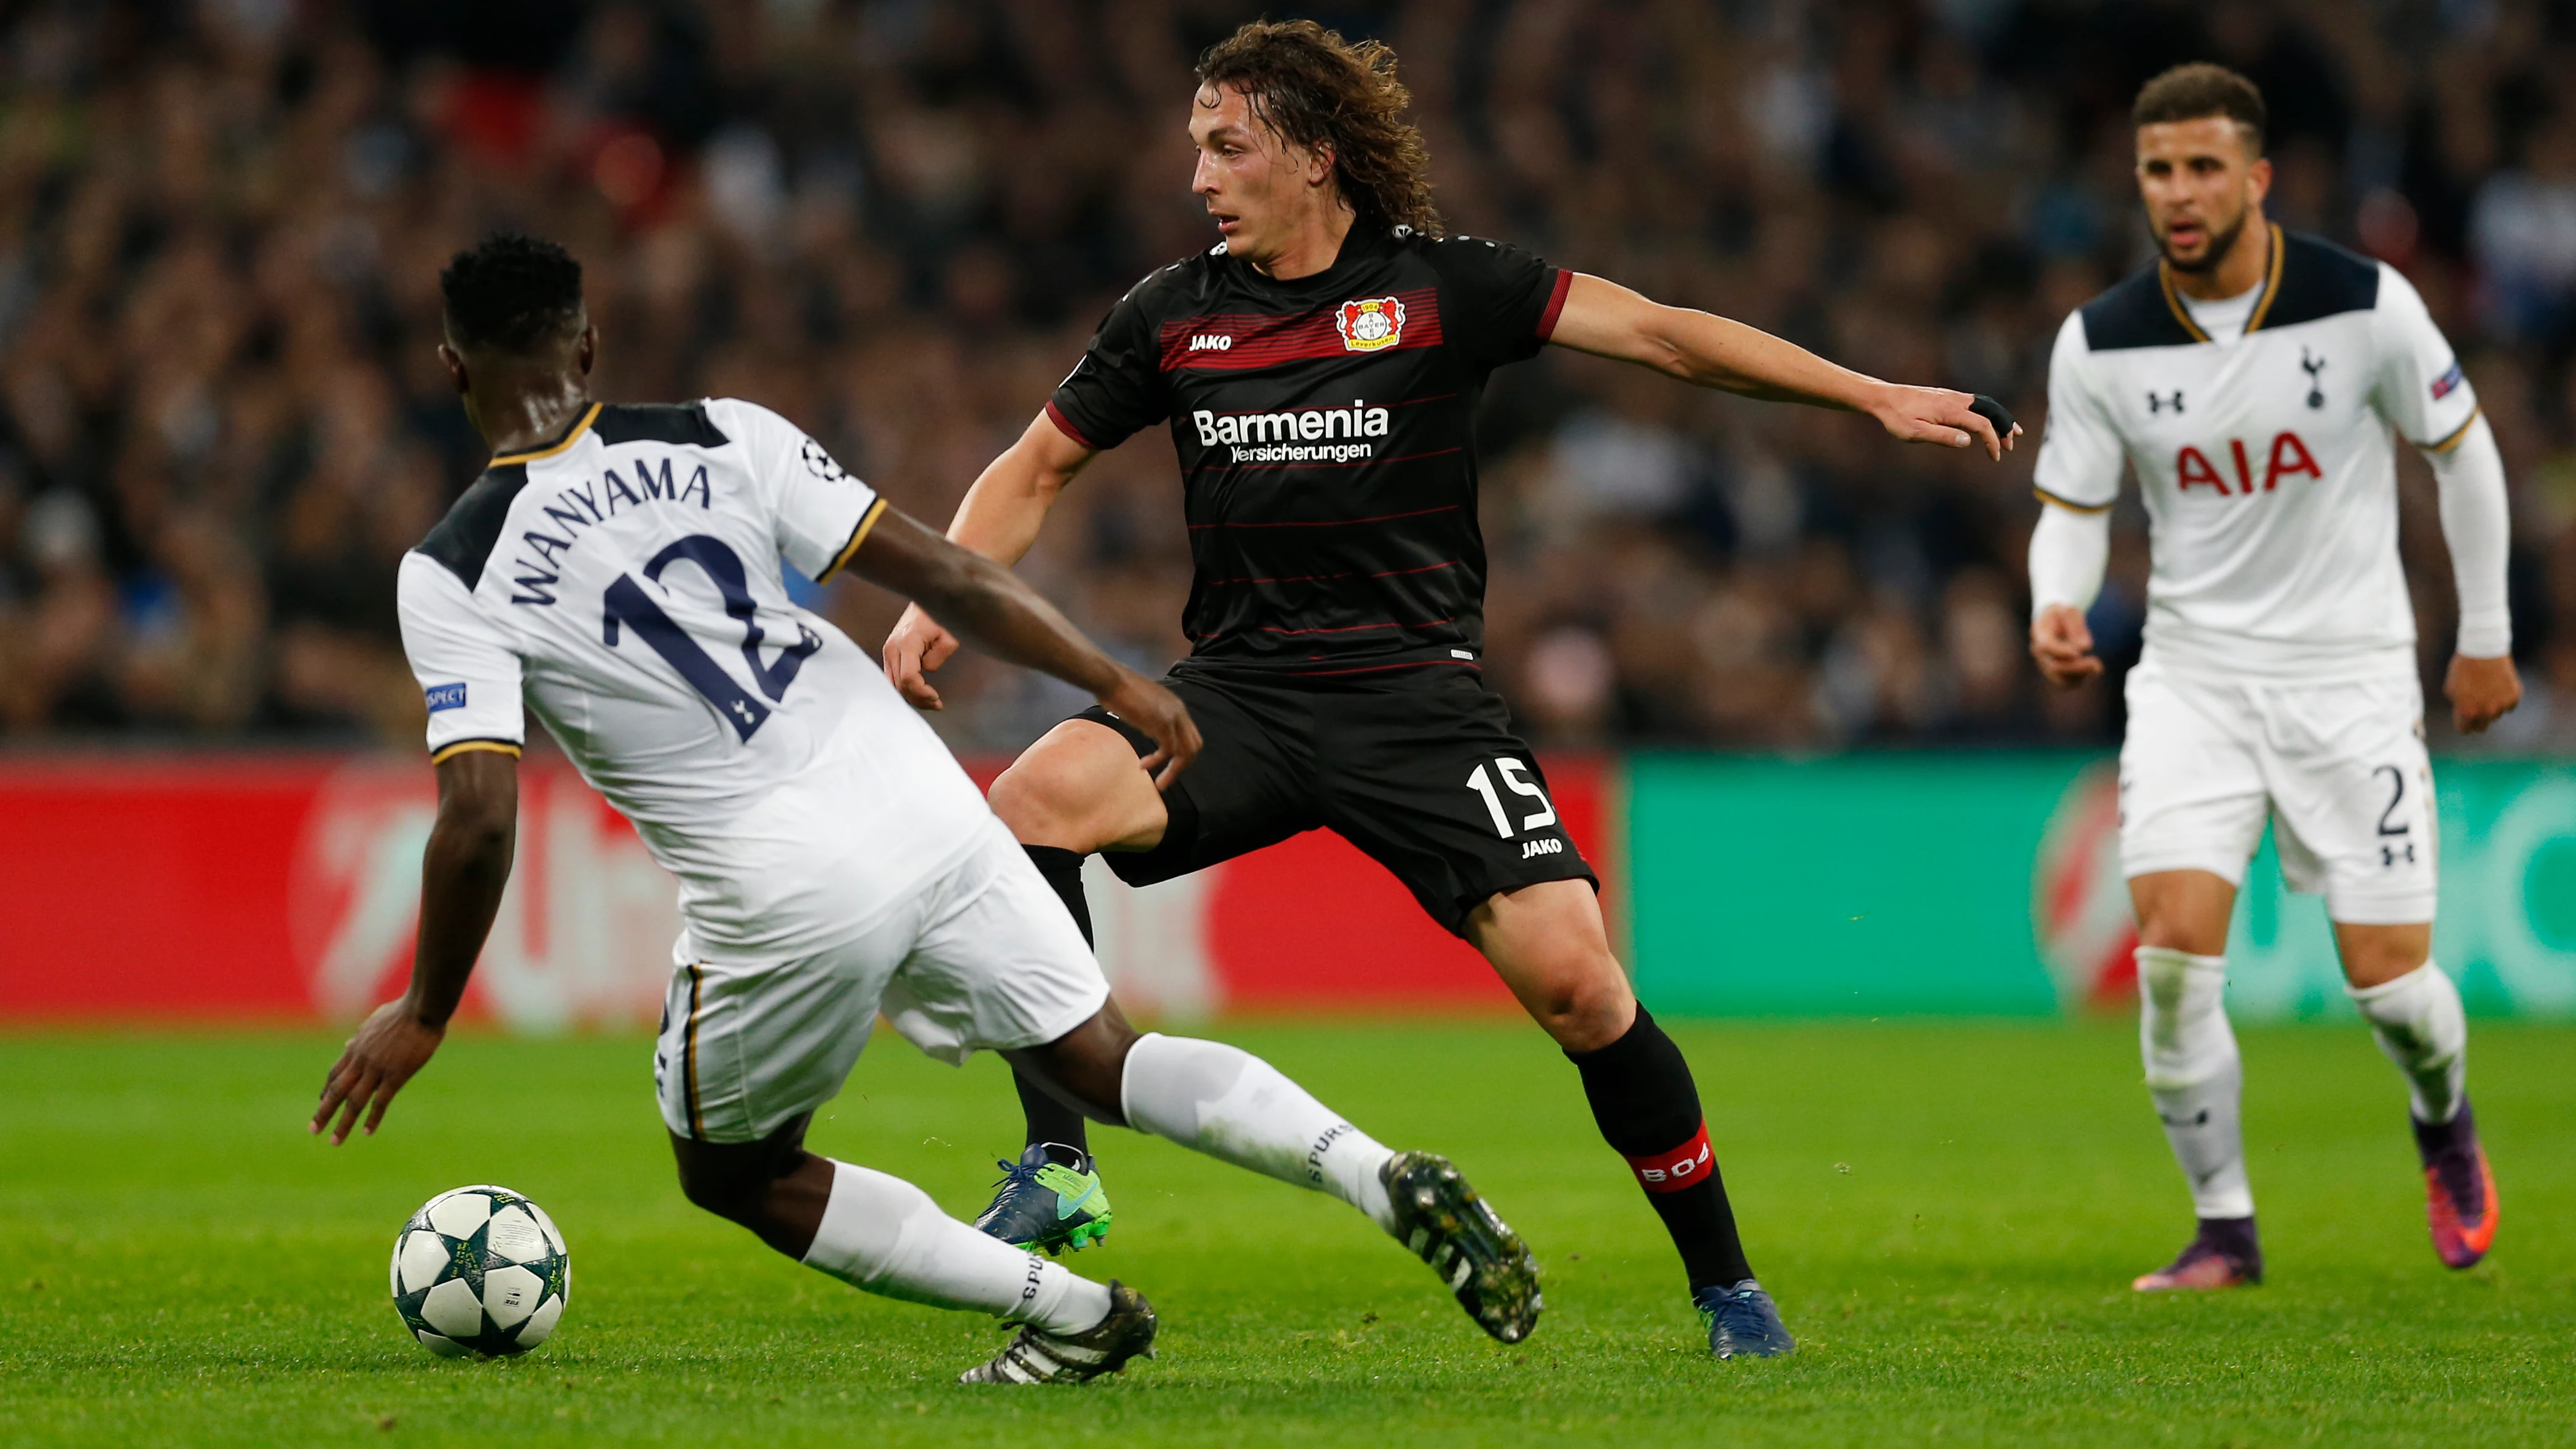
883, 19, 2019, 1359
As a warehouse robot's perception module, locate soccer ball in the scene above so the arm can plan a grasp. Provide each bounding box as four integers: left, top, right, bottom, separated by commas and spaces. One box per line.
389, 1184, 571, 1357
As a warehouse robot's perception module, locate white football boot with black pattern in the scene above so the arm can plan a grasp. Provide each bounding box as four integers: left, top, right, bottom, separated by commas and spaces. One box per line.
1383, 1152, 1543, 1343
957, 1279, 1157, 1385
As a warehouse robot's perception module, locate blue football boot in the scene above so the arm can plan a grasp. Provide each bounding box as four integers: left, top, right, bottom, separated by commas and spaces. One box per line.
974, 1142, 1113, 1256
1694, 1279, 1795, 1359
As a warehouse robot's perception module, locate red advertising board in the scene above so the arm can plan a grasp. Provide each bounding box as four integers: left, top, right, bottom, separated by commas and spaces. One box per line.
0, 752, 1613, 1025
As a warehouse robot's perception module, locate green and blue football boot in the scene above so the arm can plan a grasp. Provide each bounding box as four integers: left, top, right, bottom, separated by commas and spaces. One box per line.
974, 1142, 1113, 1256
1694, 1279, 1795, 1358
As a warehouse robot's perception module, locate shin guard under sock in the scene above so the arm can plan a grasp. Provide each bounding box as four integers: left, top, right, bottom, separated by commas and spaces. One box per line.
1566, 1005, 1753, 1289
2137, 947, 2253, 1219
801, 1160, 1110, 1333
1014, 845, 1097, 1156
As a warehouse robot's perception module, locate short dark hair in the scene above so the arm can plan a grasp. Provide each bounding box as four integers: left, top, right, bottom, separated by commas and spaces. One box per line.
1196, 20, 1440, 237
439, 233, 585, 354
2132, 63, 2267, 155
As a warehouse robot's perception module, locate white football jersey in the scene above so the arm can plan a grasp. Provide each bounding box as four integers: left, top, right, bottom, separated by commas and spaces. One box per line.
398, 399, 990, 955
2032, 227, 2481, 679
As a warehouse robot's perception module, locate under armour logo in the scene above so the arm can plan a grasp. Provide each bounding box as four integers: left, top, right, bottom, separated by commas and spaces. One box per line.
2300, 348, 2327, 408
2147, 390, 2185, 414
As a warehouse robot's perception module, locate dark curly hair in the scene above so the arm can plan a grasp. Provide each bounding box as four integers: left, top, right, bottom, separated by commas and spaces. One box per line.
439, 233, 586, 355
1196, 19, 1441, 238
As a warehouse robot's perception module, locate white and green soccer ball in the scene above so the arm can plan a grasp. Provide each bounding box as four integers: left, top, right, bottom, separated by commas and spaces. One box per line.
389, 1185, 570, 1357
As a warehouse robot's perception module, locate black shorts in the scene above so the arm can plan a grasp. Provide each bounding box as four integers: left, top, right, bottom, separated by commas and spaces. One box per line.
1071, 663, 1596, 937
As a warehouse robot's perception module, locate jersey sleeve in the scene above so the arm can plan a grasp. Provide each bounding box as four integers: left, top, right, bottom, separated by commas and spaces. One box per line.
1426, 235, 1573, 370
2368, 264, 2482, 453
397, 551, 525, 763
718, 399, 888, 583
1045, 281, 1169, 453
2030, 312, 2126, 512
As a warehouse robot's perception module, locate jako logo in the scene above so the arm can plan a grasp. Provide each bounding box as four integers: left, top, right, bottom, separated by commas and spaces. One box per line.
1188, 334, 1232, 351
1521, 837, 1564, 859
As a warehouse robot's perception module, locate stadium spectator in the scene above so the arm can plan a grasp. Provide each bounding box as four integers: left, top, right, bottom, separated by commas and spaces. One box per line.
0, 0, 2568, 755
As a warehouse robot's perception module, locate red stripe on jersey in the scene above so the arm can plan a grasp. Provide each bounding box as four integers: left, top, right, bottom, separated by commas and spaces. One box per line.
1159, 287, 1446, 371
1043, 399, 1100, 450
1626, 1122, 1714, 1194
1187, 504, 1460, 531
1535, 268, 1574, 341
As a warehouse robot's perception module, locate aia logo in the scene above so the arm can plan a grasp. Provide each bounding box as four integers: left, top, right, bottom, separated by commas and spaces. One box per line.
2175, 431, 2322, 495
1334, 295, 1406, 352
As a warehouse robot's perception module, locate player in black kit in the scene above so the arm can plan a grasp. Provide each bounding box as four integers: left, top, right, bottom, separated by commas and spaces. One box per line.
882, 20, 2018, 1359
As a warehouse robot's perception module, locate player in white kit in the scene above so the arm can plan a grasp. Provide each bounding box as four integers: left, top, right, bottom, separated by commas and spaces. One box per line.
308, 235, 1542, 1381
2026, 67, 2520, 1290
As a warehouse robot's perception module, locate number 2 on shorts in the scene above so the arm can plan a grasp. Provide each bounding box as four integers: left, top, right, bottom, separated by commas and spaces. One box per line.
1466, 757, 1558, 838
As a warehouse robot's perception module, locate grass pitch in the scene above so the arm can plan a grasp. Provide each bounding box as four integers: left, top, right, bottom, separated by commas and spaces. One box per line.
1, 1020, 2569, 1447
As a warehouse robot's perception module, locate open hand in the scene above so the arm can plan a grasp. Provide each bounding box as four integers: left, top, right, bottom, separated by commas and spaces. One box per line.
2030, 603, 2104, 689
883, 602, 962, 711
1870, 385, 2022, 461
2446, 653, 2521, 735
1098, 669, 1201, 791
311, 999, 445, 1145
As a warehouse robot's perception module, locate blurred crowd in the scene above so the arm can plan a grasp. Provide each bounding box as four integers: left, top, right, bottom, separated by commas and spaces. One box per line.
4, 0, 2576, 755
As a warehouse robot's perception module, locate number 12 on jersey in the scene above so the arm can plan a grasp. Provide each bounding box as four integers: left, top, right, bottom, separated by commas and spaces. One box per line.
1467, 757, 1557, 838
602, 534, 820, 742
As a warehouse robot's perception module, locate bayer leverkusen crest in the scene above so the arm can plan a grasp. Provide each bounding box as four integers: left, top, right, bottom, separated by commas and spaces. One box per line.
1334, 295, 1406, 352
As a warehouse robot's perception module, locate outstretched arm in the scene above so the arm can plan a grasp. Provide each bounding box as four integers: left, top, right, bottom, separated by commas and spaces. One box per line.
882, 410, 1098, 709
1546, 273, 2019, 459
857, 504, 1199, 786
312, 748, 517, 1144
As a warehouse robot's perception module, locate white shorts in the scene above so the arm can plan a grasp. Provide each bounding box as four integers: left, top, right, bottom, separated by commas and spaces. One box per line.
652, 820, 1110, 1142
2118, 660, 2437, 924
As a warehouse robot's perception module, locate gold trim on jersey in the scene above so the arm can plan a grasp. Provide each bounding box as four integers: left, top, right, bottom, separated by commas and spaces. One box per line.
815, 496, 890, 584
2423, 404, 2483, 455
681, 962, 706, 1139
2156, 223, 2285, 343
429, 738, 523, 765
2241, 225, 2288, 335
2033, 486, 2115, 515
490, 402, 603, 466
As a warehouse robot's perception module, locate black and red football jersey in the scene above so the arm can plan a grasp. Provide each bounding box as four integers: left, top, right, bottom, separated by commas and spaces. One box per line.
1046, 225, 1570, 678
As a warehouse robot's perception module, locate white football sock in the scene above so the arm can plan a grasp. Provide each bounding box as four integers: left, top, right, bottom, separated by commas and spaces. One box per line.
800, 1159, 1110, 1335
1119, 1032, 1399, 1233
2137, 947, 2253, 1220
2347, 960, 2468, 1125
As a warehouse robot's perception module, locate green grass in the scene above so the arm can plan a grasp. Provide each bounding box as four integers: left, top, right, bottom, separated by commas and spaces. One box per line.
1, 1021, 2569, 1447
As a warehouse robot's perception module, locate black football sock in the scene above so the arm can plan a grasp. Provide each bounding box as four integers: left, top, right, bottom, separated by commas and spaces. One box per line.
1015, 845, 1095, 1157
1024, 845, 1095, 947
1566, 1005, 1754, 1291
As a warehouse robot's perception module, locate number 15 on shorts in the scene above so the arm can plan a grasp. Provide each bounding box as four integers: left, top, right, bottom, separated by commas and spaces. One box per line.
1466, 757, 1557, 838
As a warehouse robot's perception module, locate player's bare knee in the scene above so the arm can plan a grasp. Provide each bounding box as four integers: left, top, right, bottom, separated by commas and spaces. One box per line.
1527, 971, 1635, 1052
2334, 923, 2430, 988
990, 728, 1146, 852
